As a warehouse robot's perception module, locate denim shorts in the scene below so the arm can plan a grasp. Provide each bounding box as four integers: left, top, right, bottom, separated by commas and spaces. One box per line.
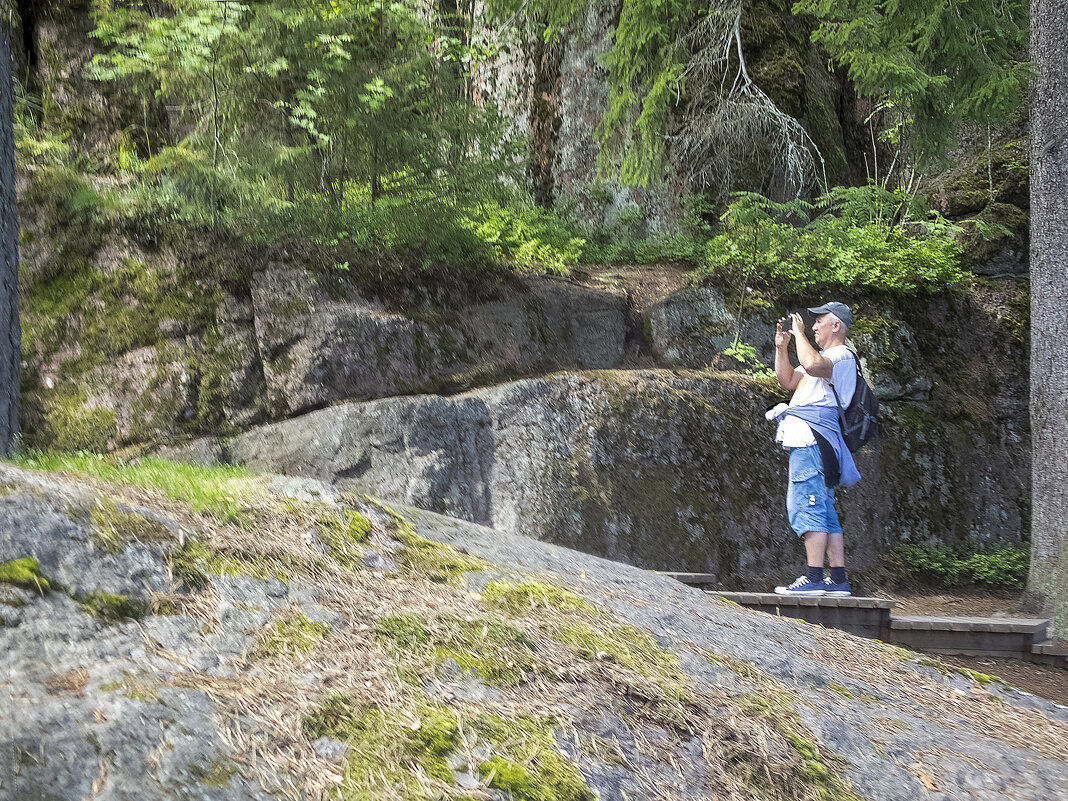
786, 445, 842, 536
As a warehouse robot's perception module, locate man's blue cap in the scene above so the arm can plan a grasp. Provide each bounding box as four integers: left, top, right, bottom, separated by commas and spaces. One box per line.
808, 301, 852, 328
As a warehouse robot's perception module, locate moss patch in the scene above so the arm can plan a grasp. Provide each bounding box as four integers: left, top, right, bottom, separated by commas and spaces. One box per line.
99, 670, 163, 702
171, 539, 289, 587
474, 714, 595, 801
481, 580, 595, 616
375, 614, 431, 648
390, 521, 486, 584
31, 390, 117, 454
315, 508, 372, 570
249, 611, 329, 660
550, 620, 681, 682
190, 756, 239, 788
302, 694, 462, 798
0, 557, 50, 593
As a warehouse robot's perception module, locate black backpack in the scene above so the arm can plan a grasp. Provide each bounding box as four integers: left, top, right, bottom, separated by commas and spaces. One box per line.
829, 351, 879, 452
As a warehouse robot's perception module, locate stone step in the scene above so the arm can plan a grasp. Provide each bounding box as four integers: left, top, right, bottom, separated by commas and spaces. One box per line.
889, 616, 1050, 659
703, 590, 894, 640
1029, 640, 1068, 669
664, 573, 1060, 665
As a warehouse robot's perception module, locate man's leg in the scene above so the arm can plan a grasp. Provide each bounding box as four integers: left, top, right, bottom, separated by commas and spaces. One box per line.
826, 532, 844, 567
803, 530, 829, 569
824, 529, 850, 596
777, 446, 831, 595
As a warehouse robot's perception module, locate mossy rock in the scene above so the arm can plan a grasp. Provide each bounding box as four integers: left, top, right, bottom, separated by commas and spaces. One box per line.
302, 695, 463, 794
474, 715, 595, 801
78, 591, 150, 623
0, 557, 50, 593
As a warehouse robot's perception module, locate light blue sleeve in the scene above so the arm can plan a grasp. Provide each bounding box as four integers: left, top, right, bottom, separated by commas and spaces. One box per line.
828, 347, 857, 407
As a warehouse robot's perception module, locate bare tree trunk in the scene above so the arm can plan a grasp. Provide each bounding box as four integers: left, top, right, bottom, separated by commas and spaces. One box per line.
0, 20, 19, 456
1027, 0, 1068, 635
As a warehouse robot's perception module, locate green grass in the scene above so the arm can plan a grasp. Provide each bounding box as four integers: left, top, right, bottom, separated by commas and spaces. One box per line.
11, 450, 259, 522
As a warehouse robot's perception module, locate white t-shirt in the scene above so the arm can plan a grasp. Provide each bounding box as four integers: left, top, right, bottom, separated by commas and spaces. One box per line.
776, 345, 857, 448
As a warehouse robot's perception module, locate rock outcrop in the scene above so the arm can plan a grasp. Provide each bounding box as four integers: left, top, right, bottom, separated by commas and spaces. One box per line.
175, 366, 1028, 585
2, 462, 1065, 801
252, 265, 628, 416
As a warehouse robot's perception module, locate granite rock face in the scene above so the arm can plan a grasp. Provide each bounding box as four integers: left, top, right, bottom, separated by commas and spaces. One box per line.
251, 264, 628, 416
1, 464, 1064, 801
208, 368, 1029, 584
647, 287, 776, 368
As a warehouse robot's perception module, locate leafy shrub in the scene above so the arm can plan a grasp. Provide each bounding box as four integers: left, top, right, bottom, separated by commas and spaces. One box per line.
692, 187, 972, 294
884, 542, 1029, 588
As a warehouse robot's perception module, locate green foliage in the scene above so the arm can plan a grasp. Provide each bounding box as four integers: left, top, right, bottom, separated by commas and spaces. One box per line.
885, 542, 1029, 588
11, 451, 258, 522
596, 0, 695, 186
693, 188, 968, 294
795, 0, 1029, 164
721, 342, 775, 378
83, 0, 535, 272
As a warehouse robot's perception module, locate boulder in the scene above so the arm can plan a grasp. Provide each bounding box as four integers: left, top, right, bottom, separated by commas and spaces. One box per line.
3, 463, 1063, 801
251, 264, 628, 415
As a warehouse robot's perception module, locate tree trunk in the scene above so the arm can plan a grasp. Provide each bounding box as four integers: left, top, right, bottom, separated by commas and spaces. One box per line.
0, 21, 20, 456
1028, 0, 1068, 635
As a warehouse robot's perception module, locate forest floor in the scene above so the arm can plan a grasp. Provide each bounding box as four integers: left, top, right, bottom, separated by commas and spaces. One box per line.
881, 588, 1068, 706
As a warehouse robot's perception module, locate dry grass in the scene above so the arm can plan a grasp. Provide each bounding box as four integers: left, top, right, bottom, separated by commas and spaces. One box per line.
44, 667, 90, 697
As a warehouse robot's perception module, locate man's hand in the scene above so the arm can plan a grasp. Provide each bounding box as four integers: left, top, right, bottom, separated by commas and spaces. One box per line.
790, 312, 806, 340
775, 317, 793, 348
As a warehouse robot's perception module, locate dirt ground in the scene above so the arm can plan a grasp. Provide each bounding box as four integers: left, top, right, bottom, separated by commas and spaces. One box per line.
925, 652, 1068, 706
881, 588, 1029, 618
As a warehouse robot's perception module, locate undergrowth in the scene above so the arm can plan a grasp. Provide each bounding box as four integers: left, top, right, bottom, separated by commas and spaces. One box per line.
884, 542, 1029, 588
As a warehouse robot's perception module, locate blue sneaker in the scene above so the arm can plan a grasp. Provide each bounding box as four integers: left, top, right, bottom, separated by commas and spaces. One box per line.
823, 578, 851, 597
774, 576, 826, 596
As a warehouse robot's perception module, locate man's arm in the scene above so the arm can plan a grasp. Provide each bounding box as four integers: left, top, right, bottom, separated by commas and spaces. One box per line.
775, 318, 803, 390
790, 312, 832, 378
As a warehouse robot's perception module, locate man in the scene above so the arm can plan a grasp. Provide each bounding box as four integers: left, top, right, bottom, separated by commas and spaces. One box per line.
766, 301, 861, 597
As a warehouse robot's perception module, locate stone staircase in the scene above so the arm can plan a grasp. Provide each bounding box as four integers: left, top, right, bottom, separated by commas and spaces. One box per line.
662, 573, 1067, 669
